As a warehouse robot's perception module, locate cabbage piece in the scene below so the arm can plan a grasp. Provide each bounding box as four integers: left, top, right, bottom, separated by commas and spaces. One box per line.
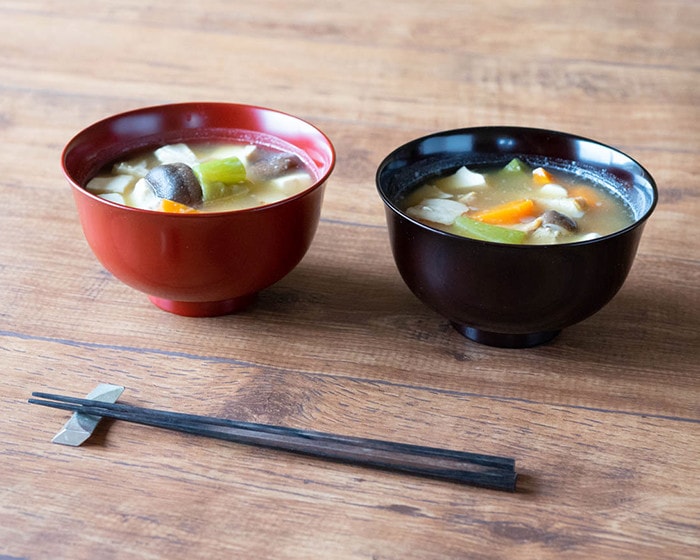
406, 198, 469, 225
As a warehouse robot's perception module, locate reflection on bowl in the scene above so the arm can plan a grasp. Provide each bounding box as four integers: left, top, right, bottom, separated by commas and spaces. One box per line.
62, 102, 335, 317
376, 127, 657, 348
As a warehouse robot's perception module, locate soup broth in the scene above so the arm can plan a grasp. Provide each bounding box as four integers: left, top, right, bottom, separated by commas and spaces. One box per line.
86, 141, 314, 213
400, 159, 634, 245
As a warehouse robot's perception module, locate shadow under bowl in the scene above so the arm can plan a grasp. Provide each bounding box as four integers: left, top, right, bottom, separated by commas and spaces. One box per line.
376, 126, 657, 348
62, 102, 335, 316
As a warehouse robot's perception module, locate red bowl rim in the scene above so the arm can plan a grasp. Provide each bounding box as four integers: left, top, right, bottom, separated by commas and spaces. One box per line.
61, 101, 336, 217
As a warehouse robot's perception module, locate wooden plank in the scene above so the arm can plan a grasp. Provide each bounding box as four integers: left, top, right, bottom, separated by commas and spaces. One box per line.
2, 338, 698, 559
1, 0, 698, 558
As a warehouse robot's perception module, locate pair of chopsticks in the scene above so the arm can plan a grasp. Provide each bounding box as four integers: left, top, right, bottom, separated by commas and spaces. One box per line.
29, 391, 517, 492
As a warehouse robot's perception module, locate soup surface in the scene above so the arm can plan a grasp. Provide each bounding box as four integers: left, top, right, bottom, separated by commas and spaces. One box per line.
86, 141, 314, 213
400, 159, 634, 245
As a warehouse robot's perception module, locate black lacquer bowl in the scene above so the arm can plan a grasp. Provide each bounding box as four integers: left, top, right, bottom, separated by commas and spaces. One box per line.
376, 127, 657, 348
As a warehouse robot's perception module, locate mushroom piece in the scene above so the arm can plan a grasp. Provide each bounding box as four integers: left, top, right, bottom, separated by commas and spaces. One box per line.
541, 209, 578, 233
514, 216, 543, 233
144, 163, 203, 206
247, 153, 302, 183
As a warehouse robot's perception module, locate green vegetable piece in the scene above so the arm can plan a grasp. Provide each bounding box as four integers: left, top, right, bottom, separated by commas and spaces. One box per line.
502, 158, 529, 173
453, 215, 527, 244
194, 157, 247, 200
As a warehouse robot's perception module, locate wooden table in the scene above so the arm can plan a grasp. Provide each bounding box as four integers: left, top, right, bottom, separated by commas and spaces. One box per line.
1, 1, 698, 558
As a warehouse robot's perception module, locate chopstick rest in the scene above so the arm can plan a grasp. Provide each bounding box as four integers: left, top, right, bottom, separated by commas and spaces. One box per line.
29, 387, 517, 492
49, 383, 125, 446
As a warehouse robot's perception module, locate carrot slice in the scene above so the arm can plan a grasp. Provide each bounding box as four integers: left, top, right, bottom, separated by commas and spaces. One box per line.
472, 198, 536, 224
532, 167, 556, 185
161, 199, 198, 213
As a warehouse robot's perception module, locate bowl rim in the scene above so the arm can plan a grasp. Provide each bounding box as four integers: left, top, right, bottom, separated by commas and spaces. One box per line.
376, 125, 658, 248
62, 101, 336, 217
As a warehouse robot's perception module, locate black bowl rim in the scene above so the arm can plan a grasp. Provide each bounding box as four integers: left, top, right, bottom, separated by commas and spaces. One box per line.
376, 125, 658, 248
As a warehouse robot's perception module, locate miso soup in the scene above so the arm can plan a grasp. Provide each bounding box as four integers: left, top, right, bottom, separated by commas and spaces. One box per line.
400, 158, 634, 245
86, 141, 315, 213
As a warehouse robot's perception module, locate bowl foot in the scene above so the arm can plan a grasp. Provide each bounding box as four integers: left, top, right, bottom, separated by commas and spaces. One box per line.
451, 323, 560, 348
147, 294, 257, 317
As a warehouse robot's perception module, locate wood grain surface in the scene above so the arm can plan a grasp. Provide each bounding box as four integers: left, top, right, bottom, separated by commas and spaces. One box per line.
1, 1, 698, 558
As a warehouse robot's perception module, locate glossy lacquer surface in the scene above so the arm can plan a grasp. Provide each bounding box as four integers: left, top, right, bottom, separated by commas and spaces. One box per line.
377, 127, 657, 347
62, 103, 335, 316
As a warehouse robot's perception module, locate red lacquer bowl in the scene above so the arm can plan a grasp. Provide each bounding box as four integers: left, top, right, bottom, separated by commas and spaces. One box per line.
62, 102, 335, 316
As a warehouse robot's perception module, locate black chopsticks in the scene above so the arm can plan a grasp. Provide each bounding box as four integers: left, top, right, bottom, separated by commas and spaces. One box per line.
29, 391, 517, 491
